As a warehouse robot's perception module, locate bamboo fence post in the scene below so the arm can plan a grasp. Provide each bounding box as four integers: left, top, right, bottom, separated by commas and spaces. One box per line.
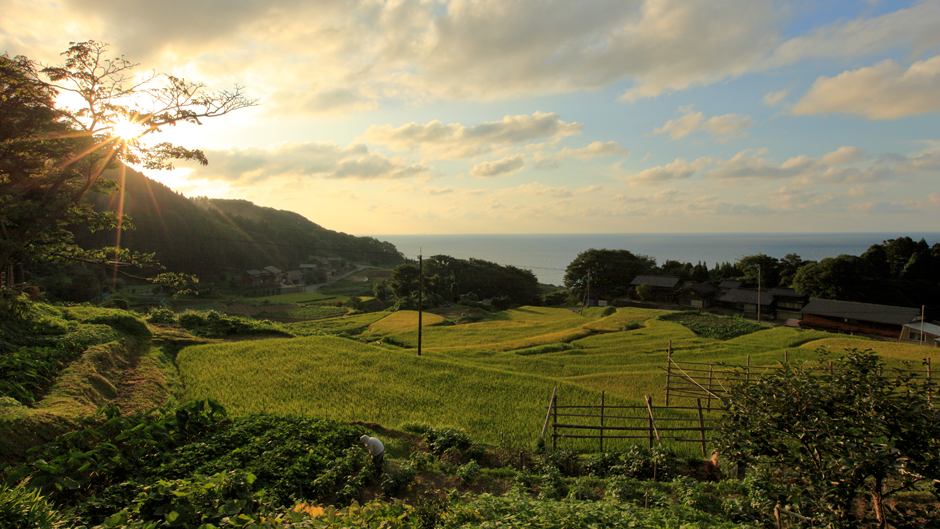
600, 391, 605, 452
665, 341, 673, 406
541, 386, 557, 438
697, 398, 707, 457
707, 364, 714, 409
644, 395, 662, 448
746, 354, 751, 384
552, 390, 558, 451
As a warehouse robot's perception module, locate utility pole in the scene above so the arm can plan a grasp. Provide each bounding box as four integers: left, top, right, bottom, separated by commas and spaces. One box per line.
418, 251, 423, 356
580, 271, 591, 315
757, 264, 761, 322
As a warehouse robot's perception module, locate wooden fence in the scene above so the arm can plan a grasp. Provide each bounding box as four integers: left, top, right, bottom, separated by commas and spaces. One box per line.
543, 341, 937, 454
541, 387, 722, 455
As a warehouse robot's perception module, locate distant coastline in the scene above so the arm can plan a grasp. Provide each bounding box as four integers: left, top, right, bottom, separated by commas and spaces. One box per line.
371, 232, 940, 286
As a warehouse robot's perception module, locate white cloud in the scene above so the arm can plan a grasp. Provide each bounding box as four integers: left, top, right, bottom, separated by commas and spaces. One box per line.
628, 156, 713, 185
181, 142, 430, 182
652, 106, 754, 141
364, 112, 581, 160
613, 188, 680, 203
771, 2, 940, 66
468, 154, 526, 178
792, 56, 940, 119
706, 146, 872, 182
761, 89, 788, 106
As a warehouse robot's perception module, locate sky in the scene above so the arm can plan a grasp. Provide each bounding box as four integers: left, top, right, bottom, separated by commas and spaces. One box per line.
3, 0, 940, 236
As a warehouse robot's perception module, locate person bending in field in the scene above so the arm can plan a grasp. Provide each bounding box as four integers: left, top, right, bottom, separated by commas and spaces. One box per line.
360, 435, 385, 473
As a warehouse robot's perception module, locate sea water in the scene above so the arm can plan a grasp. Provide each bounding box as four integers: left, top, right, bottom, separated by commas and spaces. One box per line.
370, 233, 940, 286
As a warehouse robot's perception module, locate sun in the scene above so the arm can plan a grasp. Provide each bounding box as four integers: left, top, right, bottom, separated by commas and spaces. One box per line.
110, 119, 146, 141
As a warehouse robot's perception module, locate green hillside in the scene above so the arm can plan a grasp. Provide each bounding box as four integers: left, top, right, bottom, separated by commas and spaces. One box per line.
73, 165, 405, 274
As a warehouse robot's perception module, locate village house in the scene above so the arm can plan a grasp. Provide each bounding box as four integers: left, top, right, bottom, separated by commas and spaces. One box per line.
900, 321, 940, 347
630, 275, 683, 303
717, 288, 774, 320
768, 287, 807, 321
677, 282, 718, 309
799, 298, 921, 339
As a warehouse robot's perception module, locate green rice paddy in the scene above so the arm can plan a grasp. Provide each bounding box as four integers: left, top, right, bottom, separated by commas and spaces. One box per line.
176, 306, 931, 452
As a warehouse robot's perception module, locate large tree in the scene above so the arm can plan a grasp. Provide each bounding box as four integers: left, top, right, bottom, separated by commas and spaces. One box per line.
563, 248, 656, 298
0, 42, 256, 287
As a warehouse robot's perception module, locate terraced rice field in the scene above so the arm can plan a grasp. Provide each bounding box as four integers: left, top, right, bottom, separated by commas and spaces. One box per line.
177, 306, 929, 452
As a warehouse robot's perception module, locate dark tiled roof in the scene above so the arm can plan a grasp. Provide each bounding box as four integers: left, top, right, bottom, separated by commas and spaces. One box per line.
719, 289, 774, 306
631, 275, 682, 288
718, 280, 742, 289
245, 269, 261, 276
769, 287, 803, 298
801, 299, 920, 326
684, 283, 718, 295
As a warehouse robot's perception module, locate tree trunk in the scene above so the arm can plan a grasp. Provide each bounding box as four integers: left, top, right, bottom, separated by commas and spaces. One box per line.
872, 477, 887, 529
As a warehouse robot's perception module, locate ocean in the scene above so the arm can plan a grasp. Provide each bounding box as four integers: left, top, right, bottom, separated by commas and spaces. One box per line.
370, 233, 940, 287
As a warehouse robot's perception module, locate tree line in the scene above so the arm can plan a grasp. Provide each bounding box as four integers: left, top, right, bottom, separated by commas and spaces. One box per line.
561, 237, 940, 313
386, 255, 542, 309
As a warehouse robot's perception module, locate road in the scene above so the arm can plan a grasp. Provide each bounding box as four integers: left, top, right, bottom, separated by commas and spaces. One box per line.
304, 265, 370, 294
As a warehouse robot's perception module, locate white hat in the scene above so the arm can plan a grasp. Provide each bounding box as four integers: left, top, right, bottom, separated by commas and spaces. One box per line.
360, 435, 370, 443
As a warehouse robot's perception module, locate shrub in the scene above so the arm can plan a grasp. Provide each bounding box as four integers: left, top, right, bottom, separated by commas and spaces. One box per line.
381, 465, 416, 497
456, 461, 481, 486
145, 308, 178, 324
718, 348, 940, 527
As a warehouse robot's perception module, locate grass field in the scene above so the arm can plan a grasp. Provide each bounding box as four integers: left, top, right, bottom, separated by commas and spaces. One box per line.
177, 306, 932, 452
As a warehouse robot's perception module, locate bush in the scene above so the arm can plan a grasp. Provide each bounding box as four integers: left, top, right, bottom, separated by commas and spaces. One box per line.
381, 466, 416, 497
145, 308, 177, 324
113, 471, 262, 529
718, 348, 940, 527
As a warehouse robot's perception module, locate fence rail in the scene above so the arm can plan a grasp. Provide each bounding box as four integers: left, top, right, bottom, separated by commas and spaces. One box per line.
545, 390, 718, 455
543, 341, 937, 454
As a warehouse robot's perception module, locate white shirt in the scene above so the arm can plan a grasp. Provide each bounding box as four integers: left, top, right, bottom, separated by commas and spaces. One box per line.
365, 436, 384, 457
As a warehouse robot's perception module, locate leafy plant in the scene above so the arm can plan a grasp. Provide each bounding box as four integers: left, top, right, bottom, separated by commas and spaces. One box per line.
0, 479, 61, 529
717, 348, 940, 528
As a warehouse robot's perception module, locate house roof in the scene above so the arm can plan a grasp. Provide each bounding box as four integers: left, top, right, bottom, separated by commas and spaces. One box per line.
245, 269, 261, 276
769, 287, 803, 298
299, 264, 318, 269
718, 280, 742, 290
263, 266, 282, 274
681, 282, 718, 295
631, 275, 682, 288
903, 321, 940, 337
719, 289, 774, 306
801, 299, 920, 326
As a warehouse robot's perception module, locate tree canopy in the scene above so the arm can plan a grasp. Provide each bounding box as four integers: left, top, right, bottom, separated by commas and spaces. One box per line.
563, 249, 656, 298
1, 41, 256, 287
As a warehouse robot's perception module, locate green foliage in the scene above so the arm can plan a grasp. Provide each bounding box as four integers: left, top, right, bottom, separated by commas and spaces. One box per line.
717, 348, 940, 527
584, 446, 676, 481
158, 414, 368, 506
444, 488, 752, 529
176, 310, 291, 338
0, 480, 61, 529
564, 249, 657, 299
63, 306, 152, 338
145, 308, 178, 324
381, 466, 416, 497
10, 400, 227, 501
108, 470, 262, 529
658, 311, 763, 340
